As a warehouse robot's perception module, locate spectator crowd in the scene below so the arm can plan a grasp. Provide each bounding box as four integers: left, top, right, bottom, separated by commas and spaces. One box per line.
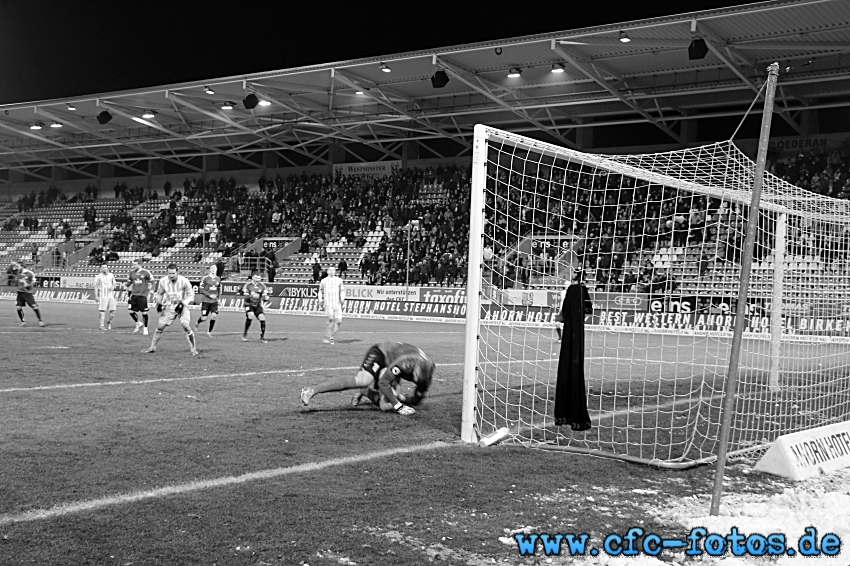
2, 141, 848, 292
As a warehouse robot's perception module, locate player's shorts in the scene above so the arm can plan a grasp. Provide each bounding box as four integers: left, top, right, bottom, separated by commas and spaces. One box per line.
360, 345, 387, 381
159, 305, 191, 327
128, 295, 149, 312
98, 294, 117, 311
16, 292, 37, 308
325, 304, 343, 322
245, 303, 264, 317
201, 302, 219, 316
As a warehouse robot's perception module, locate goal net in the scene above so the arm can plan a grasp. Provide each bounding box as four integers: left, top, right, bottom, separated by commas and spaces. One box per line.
461, 124, 850, 467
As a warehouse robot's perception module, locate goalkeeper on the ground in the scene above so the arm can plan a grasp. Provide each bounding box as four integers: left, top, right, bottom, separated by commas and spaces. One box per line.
300, 341, 435, 415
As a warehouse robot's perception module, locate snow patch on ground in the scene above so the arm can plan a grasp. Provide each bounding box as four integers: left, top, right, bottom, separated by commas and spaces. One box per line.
648, 469, 850, 564
494, 470, 850, 565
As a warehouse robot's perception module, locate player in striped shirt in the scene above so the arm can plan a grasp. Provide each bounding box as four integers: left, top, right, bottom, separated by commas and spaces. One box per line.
300, 341, 435, 415
143, 263, 199, 356
11, 261, 45, 327
94, 264, 118, 330
195, 264, 221, 336
125, 258, 152, 336
318, 266, 345, 344
241, 270, 269, 342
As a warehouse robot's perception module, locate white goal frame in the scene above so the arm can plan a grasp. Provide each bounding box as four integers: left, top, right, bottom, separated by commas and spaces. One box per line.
461, 123, 850, 465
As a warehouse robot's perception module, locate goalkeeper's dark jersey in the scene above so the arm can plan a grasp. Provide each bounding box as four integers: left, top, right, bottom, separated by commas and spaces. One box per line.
376, 341, 432, 408
17, 269, 35, 295
242, 281, 268, 307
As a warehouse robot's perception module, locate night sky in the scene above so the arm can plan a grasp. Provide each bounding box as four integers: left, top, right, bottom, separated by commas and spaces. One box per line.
0, 0, 750, 105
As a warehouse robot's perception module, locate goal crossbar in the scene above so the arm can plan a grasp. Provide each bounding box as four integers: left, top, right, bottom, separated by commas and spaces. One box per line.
463, 124, 850, 466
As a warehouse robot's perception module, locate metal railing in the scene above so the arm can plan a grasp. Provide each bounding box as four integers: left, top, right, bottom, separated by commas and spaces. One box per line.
236, 255, 272, 278
38, 240, 77, 269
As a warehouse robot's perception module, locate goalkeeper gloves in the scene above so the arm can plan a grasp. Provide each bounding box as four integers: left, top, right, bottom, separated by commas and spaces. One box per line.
156, 303, 163, 313
174, 302, 184, 315
396, 404, 416, 416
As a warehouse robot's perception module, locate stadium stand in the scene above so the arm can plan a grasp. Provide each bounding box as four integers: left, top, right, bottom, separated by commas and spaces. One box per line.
2, 143, 848, 290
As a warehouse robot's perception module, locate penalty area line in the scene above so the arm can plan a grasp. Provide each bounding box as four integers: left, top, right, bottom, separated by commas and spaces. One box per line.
0, 442, 449, 526
1, 357, 650, 395
0, 361, 463, 393
0, 366, 359, 394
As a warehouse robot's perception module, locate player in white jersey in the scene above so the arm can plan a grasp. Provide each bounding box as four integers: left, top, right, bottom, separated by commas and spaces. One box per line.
94, 264, 118, 330
143, 263, 199, 356
318, 266, 345, 344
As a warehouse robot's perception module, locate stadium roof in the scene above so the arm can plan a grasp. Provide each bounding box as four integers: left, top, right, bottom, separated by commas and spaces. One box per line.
0, 0, 848, 182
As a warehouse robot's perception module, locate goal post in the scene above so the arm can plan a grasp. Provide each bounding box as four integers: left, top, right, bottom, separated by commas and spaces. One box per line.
461, 124, 489, 443
462, 124, 850, 467
769, 212, 786, 393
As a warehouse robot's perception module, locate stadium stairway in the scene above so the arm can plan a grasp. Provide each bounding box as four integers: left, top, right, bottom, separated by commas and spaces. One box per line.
0, 198, 129, 269
52, 199, 216, 281
275, 230, 385, 284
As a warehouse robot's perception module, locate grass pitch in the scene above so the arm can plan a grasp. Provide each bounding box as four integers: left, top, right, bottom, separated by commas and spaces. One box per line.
0, 303, 798, 565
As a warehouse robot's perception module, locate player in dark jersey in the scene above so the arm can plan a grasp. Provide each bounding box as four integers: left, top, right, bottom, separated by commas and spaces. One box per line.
241, 270, 269, 342
125, 258, 152, 335
11, 262, 45, 327
300, 341, 435, 415
195, 264, 221, 336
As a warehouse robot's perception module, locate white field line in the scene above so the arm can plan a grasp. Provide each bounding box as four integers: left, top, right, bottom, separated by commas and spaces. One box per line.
590, 392, 726, 420
0, 357, 668, 394
0, 329, 462, 335
0, 366, 363, 394
0, 442, 449, 526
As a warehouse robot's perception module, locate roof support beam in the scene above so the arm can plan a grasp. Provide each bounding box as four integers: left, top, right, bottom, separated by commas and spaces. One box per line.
100, 101, 262, 170
35, 108, 203, 173
437, 56, 579, 149
697, 23, 805, 136
0, 142, 97, 179
246, 86, 403, 160
0, 157, 52, 181
334, 70, 463, 146
0, 118, 142, 176
168, 93, 330, 165
551, 43, 684, 145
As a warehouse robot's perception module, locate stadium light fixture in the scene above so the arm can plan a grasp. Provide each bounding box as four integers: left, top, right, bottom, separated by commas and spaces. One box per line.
66, 104, 76, 111
221, 102, 234, 110
204, 86, 215, 95
142, 110, 156, 119
619, 31, 631, 43
507, 67, 522, 78
258, 100, 271, 106
30, 123, 43, 130
380, 63, 391, 73
97, 110, 113, 125
551, 63, 566, 73
50, 122, 63, 128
